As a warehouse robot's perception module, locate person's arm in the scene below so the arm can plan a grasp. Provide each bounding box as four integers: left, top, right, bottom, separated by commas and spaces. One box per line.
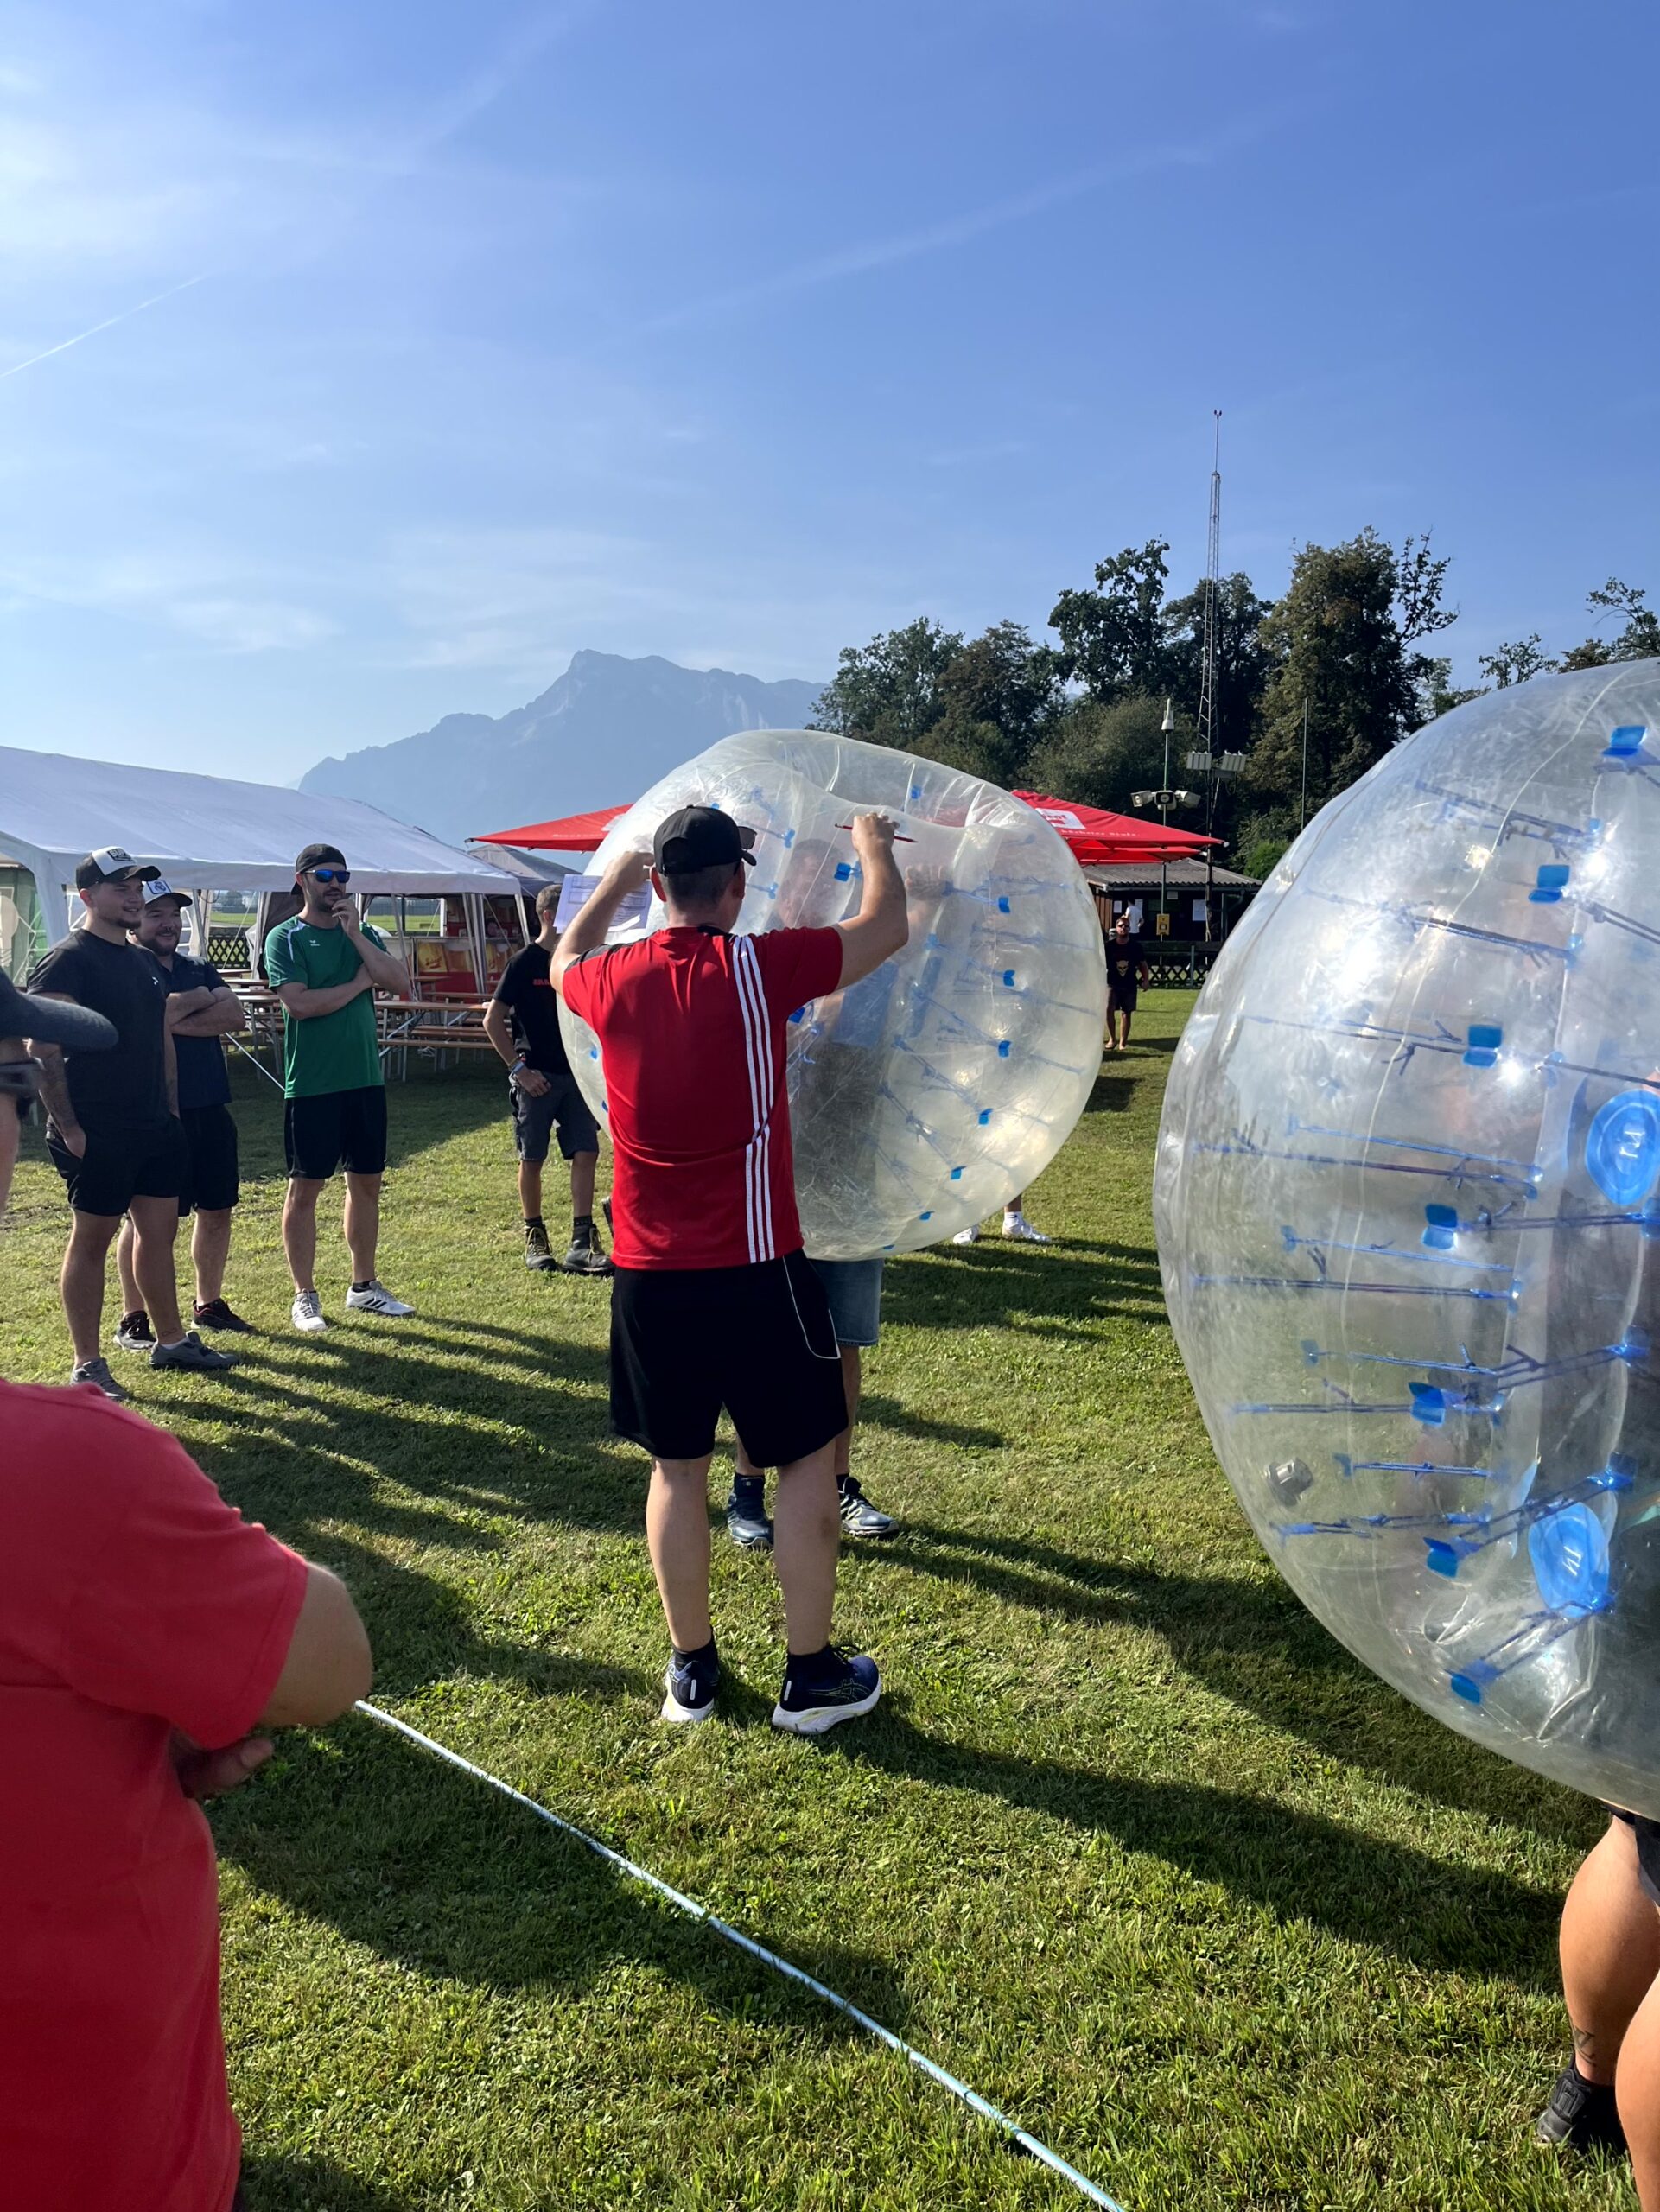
163, 1027, 179, 1116
169, 987, 245, 1038
274, 974, 374, 1020
25, 999, 86, 1154
340, 912, 411, 996
482, 994, 551, 1094
552, 850, 652, 993
258, 1561, 372, 1727
830, 814, 908, 988
163, 985, 217, 1025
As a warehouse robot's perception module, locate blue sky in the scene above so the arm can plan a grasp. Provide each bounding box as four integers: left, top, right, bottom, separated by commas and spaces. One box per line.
3, 0, 1656, 785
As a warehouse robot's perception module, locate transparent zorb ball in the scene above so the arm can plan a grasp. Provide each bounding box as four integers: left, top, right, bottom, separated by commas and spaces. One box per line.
1154, 660, 1660, 1813
560, 729, 1107, 1258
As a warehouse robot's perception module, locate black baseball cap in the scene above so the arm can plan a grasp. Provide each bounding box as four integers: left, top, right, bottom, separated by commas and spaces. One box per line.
652, 807, 756, 874
0, 967, 118, 1052
295, 842, 347, 879
75, 845, 162, 889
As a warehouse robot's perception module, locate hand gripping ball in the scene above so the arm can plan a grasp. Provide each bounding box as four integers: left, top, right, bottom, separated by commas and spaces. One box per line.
1154, 659, 1660, 1813
561, 728, 1107, 1260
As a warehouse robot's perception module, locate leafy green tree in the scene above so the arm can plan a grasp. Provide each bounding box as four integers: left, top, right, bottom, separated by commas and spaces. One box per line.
811, 617, 964, 749
1163, 572, 1277, 753
1047, 540, 1173, 703
1021, 691, 1173, 813
1560, 579, 1660, 670
931, 620, 1063, 785
1478, 634, 1556, 688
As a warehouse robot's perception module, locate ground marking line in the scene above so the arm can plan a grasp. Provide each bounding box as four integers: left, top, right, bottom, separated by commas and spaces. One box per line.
354, 1700, 1128, 2211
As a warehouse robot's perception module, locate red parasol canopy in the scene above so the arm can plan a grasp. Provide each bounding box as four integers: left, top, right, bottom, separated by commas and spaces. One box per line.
472, 804, 628, 853
1013, 791, 1220, 867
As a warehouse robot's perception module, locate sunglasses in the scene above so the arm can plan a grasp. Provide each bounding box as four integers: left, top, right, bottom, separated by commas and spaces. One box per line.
0, 1058, 42, 1122
308, 868, 352, 886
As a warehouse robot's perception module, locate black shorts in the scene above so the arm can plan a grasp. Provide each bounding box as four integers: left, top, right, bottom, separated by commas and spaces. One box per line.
1608, 1808, 1660, 1905
48, 1117, 188, 1217
283, 1085, 389, 1180
610, 1249, 849, 1467
180, 1103, 239, 1213
1107, 983, 1139, 1014
511, 1074, 600, 1164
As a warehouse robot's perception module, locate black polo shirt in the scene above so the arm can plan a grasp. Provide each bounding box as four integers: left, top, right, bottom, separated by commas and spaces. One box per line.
493, 942, 573, 1079
28, 930, 169, 1128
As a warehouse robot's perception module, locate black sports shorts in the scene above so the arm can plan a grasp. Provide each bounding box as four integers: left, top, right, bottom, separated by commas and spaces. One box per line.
510, 1074, 600, 1164
180, 1102, 239, 1213
609, 1248, 849, 1467
1107, 983, 1139, 1014
48, 1116, 188, 1217
1608, 1808, 1660, 1906
283, 1085, 389, 1180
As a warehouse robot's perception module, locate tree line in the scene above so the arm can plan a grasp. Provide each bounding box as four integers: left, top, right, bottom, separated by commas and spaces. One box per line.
810, 536, 1657, 880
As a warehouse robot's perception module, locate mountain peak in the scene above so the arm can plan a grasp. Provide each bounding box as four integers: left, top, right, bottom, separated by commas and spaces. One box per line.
298, 652, 826, 844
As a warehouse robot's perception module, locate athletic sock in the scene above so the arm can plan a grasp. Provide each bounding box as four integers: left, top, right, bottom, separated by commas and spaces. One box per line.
571, 1212, 595, 1238
524, 1215, 544, 1230
733, 1473, 766, 1508
785, 1643, 838, 1680
351, 1280, 372, 1292
671, 1636, 716, 1666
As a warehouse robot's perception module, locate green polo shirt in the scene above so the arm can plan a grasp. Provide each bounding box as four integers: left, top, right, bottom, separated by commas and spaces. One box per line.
264, 914, 387, 1099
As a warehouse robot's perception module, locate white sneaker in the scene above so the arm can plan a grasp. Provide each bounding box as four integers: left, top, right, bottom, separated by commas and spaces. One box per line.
345, 1280, 416, 1317
952, 1224, 981, 1246
291, 1290, 328, 1334
1002, 1212, 1053, 1243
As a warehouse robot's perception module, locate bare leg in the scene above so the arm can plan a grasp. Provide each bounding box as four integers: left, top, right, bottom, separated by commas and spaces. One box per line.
115, 1216, 142, 1316
1120, 1009, 1134, 1048
343, 1172, 381, 1281
569, 1148, 597, 1218
734, 1435, 764, 1480
1561, 1817, 1660, 2083
646, 1456, 714, 1649
773, 1440, 841, 1652
518, 1159, 544, 1218
1619, 1976, 1660, 2209
283, 1176, 324, 1294
129, 1194, 185, 1344
192, 1208, 233, 1306
61, 1211, 122, 1365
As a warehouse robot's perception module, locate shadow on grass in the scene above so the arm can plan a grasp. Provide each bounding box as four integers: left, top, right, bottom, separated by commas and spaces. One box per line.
241, 2157, 413, 2210
827, 1707, 1565, 1987
881, 1519, 1600, 1847
883, 1242, 1165, 1340
215, 1716, 913, 2037
857, 1393, 1007, 1452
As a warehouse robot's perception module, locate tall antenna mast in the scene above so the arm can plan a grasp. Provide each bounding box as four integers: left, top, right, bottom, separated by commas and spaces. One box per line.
1196, 409, 1222, 756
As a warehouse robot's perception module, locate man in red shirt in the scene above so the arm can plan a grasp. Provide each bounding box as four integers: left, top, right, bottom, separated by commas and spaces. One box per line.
0, 963, 375, 2212
557, 805, 907, 1733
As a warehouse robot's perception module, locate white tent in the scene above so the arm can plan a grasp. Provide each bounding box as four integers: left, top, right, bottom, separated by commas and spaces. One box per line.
0, 741, 521, 957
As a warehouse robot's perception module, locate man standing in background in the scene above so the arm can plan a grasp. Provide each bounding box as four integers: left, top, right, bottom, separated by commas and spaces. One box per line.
1106, 910, 1150, 1054
264, 843, 416, 1333
483, 883, 609, 1274
114, 882, 251, 1346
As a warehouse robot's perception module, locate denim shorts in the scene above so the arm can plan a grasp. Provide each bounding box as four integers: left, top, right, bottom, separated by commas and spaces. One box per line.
808, 1255, 886, 1349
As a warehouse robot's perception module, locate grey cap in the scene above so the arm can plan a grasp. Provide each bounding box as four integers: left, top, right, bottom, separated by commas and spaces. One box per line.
0, 968, 118, 1052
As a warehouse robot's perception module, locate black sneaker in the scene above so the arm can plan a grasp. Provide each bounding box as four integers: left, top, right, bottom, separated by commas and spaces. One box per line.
73, 1357, 130, 1402
561, 1230, 613, 1276
114, 1310, 155, 1353
661, 1644, 721, 1726
838, 1476, 897, 1540
772, 1646, 881, 1735
1535, 2063, 1626, 2153
150, 1331, 238, 1373
525, 1222, 557, 1271
726, 1489, 774, 1550
194, 1297, 254, 1333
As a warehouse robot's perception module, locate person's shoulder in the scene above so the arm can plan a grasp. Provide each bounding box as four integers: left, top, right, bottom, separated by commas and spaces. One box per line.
28, 933, 88, 986
265, 912, 305, 949
0, 1377, 195, 1481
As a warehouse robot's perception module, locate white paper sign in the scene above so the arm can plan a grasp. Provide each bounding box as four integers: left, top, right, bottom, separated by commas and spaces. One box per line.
555, 876, 652, 934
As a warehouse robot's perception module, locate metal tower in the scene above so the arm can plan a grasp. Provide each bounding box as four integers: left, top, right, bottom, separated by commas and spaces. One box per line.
1196, 409, 1222, 756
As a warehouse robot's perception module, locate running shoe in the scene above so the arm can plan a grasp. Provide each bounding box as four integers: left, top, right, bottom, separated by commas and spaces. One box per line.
1002, 1211, 1053, 1243
560, 1230, 613, 1276
291, 1290, 328, 1334
150, 1331, 237, 1373
726, 1489, 775, 1550
838, 1476, 898, 1540
952, 1224, 981, 1246
1534, 2063, 1627, 2153
661, 1644, 721, 1725
73, 1357, 130, 1402
114, 1309, 156, 1353
194, 1297, 254, 1333
525, 1222, 556, 1271
772, 1647, 881, 1735
345, 1281, 416, 1317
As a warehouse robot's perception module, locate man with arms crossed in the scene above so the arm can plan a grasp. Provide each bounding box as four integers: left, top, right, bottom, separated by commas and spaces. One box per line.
28, 847, 237, 1397
557, 805, 907, 1732
0, 962, 373, 2212
114, 880, 253, 1345
483, 883, 609, 1274
265, 842, 416, 1332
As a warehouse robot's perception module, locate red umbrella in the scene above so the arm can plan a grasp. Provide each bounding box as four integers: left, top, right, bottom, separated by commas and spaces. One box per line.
1014, 791, 1220, 866
472, 804, 629, 853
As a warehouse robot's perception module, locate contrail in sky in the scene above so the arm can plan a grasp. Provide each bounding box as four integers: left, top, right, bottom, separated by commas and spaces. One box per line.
0, 272, 211, 383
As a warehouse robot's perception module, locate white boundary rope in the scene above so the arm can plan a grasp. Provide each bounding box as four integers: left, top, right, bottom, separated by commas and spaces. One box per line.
354, 1700, 1128, 2210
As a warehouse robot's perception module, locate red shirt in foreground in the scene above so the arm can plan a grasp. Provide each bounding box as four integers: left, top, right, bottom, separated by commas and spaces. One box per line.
563, 925, 843, 1269
0, 1379, 308, 2212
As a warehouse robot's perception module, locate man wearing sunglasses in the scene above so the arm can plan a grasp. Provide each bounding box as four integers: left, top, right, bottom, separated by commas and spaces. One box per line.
27, 848, 238, 1398
0, 963, 375, 2212
264, 842, 415, 1333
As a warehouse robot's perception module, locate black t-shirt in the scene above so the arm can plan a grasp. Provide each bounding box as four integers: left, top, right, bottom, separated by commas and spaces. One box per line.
493, 942, 572, 1078
1107, 932, 1145, 986
28, 931, 169, 1128
150, 950, 233, 1112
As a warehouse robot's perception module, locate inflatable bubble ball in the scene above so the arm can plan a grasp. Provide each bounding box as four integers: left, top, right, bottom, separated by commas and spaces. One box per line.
1155, 659, 1660, 1813
561, 728, 1107, 1260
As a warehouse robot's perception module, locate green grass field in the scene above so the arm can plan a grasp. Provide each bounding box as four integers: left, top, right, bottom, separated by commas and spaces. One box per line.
2, 995, 1631, 2210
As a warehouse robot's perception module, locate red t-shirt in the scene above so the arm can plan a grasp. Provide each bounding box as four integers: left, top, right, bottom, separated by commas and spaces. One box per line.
563, 925, 843, 1269
0, 1380, 308, 2212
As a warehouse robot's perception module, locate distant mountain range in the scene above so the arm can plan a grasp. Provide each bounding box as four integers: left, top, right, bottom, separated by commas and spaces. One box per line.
299, 652, 826, 846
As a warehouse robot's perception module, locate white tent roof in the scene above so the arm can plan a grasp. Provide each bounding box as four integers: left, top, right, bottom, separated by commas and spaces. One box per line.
0, 742, 519, 945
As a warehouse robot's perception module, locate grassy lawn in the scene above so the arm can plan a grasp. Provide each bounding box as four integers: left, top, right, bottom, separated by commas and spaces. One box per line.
2, 992, 1628, 2211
